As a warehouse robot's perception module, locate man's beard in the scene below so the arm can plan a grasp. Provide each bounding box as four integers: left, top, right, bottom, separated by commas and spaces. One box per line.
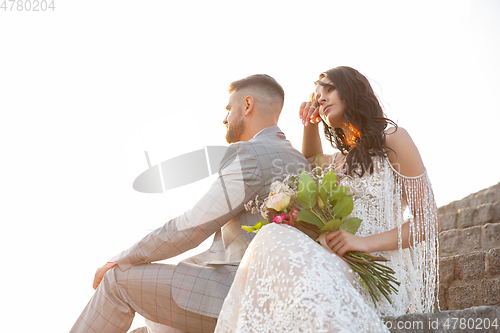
225, 116, 246, 143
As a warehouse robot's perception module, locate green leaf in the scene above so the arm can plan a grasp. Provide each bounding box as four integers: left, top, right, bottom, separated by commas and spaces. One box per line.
241, 220, 269, 233
320, 218, 343, 233
254, 221, 269, 230
333, 195, 354, 218
319, 171, 337, 204
322, 170, 337, 192
296, 210, 324, 229
241, 226, 256, 232
330, 185, 348, 200
318, 185, 328, 205
339, 217, 362, 234
297, 171, 318, 209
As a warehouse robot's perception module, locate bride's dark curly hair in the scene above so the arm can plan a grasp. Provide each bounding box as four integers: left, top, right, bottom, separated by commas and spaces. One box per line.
316, 66, 397, 177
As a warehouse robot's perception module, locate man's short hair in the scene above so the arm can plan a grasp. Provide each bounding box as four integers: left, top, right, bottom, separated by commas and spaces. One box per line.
229, 74, 284, 105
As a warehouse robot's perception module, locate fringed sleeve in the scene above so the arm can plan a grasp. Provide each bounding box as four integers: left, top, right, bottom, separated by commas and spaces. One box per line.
390, 166, 440, 313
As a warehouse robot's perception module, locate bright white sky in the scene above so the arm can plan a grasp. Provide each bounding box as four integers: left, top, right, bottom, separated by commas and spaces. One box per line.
1, 0, 499, 331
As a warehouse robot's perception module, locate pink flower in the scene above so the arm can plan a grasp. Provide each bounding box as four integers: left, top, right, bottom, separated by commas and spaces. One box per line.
288, 210, 298, 225
273, 213, 284, 224
272, 211, 298, 226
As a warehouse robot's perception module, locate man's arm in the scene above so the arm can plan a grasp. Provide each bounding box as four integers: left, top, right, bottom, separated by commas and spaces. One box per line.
96, 142, 262, 283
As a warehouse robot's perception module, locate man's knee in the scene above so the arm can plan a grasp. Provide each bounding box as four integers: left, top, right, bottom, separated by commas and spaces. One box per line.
100, 266, 127, 296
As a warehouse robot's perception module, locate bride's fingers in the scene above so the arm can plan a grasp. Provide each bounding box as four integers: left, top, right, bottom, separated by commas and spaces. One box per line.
312, 108, 322, 123
300, 102, 319, 124
337, 245, 350, 257
300, 102, 312, 125
326, 232, 342, 249
299, 102, 307, 119
325, 230, 341, 242
333, 239, 352, 257
303, 103, 319, 126
309, 105, 322, 124
309, 108, 321, 124
299, 101, 312, 118
330, 238, 345, 253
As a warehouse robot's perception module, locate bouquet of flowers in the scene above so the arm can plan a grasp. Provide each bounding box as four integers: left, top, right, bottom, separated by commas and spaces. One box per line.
243, 167, 400, 307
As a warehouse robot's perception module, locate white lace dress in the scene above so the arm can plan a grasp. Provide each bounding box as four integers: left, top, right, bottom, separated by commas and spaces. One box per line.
214, 156, 439, 333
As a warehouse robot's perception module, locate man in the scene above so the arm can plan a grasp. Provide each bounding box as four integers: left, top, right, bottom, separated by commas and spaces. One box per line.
71, 74, 309, 333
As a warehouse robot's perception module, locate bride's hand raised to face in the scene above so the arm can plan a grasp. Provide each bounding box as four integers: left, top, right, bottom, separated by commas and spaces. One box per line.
299, 101, 322, 126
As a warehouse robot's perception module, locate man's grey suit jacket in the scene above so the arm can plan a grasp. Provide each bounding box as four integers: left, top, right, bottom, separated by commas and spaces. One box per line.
115, 126, 309, 318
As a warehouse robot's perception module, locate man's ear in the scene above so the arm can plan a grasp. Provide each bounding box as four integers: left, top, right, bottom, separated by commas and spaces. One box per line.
243, 96, 254, 116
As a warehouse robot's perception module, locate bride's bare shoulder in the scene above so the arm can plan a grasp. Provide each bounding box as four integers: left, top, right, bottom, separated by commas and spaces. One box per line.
384, 127, 425, 177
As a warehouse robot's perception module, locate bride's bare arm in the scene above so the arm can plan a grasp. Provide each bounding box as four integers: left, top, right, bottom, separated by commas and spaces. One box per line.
384, 127, 425, 177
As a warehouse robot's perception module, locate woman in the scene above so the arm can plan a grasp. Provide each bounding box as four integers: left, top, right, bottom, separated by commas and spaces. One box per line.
214, 66, 439, 332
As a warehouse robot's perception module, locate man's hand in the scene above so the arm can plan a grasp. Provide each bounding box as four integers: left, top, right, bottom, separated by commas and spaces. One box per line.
93, 262, 116, 290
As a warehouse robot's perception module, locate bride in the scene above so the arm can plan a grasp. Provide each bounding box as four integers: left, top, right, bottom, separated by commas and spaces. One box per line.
213, 66, 439, 332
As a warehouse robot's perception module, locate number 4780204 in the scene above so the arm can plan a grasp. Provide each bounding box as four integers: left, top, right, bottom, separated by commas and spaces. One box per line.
1, 0, 55, 11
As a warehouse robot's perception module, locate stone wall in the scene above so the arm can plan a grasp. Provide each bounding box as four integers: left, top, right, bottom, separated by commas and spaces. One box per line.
438, 183, 500, 257
384, 183, 500, 332
439, 215, 500, 257
439, 248, 500, 310
437, 182, 500, 311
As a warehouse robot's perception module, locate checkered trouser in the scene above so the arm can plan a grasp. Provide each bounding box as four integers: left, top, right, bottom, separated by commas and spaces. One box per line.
129, 319, 188, 333
70, 263, 217, 333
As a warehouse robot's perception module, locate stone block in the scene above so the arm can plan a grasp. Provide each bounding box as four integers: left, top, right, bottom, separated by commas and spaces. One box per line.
483, 223, 500, 250
438, 205, 448, 216
457, 207, 475, 229
438, 286, 448, 311
447, 284, 478, 310
492, 201, 500, 223
486, 248, 500, 276
456, 198, 473, 212
439, 201, 459, 215
480, 277, 500, 306
483, 189, 500, 205
439, 230, 462, 257
492, 189, 500, 202
474, 203, 493, 226
462, 226, 483, 253
439, 213, 457, 232
455, 251, 485, 282
439, 257, 455, 286
470, 197, 483, 210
